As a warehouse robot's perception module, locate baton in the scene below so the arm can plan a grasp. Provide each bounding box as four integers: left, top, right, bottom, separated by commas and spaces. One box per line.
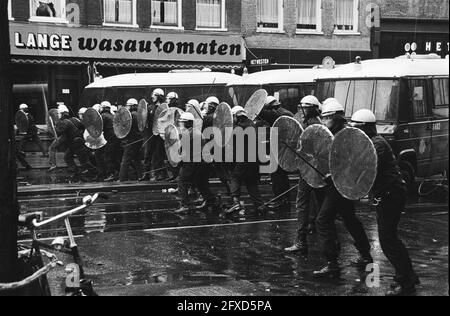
261, 184, 300, 207
282, 141, 327, 179
141, 166, 169, 176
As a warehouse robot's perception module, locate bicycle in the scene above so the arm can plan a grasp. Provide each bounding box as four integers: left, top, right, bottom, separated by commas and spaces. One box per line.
0, 193, 108, 296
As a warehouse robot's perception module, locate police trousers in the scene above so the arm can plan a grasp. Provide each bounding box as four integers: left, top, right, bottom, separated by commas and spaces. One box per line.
316, 185, 371, 263
95, 139, 121, 176
19, 133, 47, 155
296, 177, 319, 242
143, 135, 167, 176
230, 163, 264, 208
49, 137, 65, 166
179, 162, 215, 207
64, 138, 91, 171
376, 186, 416, 283
271, 166, 291, 203
119, 141, 142, 182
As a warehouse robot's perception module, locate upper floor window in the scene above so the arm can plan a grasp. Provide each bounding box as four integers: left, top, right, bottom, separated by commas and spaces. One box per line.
29, 0, 67, 23
152, 0, 182, 28
297, 0, 321, 32
104, 0, 138, 27
196, 0, 226, 30
334, 0, 359, 33
257, 0, 283, 32
8, 0, 13, 20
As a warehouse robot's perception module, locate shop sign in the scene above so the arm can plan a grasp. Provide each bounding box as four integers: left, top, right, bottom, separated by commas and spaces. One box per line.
9, 22, 243, 63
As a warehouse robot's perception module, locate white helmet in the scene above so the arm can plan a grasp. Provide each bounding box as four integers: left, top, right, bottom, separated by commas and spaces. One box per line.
110, 105, 118, 115
19, 104, 29, 110
321, 99, 344, 117
351, 109, 377, 125
126, 98, 138, 106
179, 112, 195, 122
300, 95, 321, 108
92, 104, 102, 112
205, 96, 219, 105
186, 99, 200, 109
265, 96, 280, 107
322, 98, 339, 107
231, 106, 247, 117
78, 107, 88, 115
167, 92, 179, 100
152, 88, 165, 98
101, 101, 112, 108
57, 104, 69, 114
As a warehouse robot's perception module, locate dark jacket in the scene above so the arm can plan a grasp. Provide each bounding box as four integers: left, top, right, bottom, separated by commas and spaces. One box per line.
328, 115, 347, 135
301, 115, 322, 130
233, 117, 258, 164
25, 113, 38, 136
56, 114, 83, 144
101, 111, 116, 141
259, 107, 294, 127
371, 135, 405, 197
124, 109, 142, 143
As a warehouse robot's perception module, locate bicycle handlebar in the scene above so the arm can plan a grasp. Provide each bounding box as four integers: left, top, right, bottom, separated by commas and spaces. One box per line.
32, 193, 108, 229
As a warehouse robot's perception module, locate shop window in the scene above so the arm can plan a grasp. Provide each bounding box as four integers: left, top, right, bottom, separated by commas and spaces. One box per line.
432, 78, 449, 118
29, 0, 67, 23
297, 0, 321, 32
257, 0, 283, 32
151, 0, 182, 28
409, 80, 430, 120
334, 0, 359, 33
104, 0, 138, 27
196, 0, 226, 30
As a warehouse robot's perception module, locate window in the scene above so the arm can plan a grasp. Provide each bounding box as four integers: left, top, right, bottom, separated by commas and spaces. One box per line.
334, 0, 359, 33
409, 80, 429, 119
257, 0, 283, 32
8, 0, 13, 20
317, 79, 400, 122
104, 0, 137, 27
297, 0, 321, 32
432, 78, 449, 118
151, 0, 182, 28
196, 0, 226, 30
29, 0, 67, 23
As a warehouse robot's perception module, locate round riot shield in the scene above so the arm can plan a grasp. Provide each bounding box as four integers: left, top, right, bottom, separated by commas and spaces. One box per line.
271, 116, 304, 172
158, 108, 184, 139
297, 124, 334, 188
213, 102, 233, 148
83, 108, 103, 139
186, 103, 204, 132
137, 99, 148, 132
330, 127, 378, 200
164, 124, 182, 167
113, 107, 132, 139
153, 103, 169, 136
84, 130, 107, 150
47, 109, 59, 138
15, 111, 29, 134
244, 89, 268, 121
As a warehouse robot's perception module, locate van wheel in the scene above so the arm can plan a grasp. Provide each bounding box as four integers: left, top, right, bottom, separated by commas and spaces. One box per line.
399, 161, 416, 193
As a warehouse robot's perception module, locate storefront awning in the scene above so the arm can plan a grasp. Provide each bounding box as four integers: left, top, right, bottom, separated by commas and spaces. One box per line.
10, 56, 243, 71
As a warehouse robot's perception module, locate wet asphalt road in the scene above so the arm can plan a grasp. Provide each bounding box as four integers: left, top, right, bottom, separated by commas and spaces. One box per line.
17, 183, 449, 297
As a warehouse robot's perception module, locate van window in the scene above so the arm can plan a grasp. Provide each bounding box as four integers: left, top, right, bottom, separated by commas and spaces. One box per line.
432, 78, 449, 118
317, 79, 400, 122
409, 79, 429, 119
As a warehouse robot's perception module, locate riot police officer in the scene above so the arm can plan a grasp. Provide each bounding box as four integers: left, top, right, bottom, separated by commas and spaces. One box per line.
175, 112, 217, 213
226, 106, 266, 215
285, 95, 322, 253
166, 92, 183, 111
350, 109, 419, 296
17, 103, 48, 158
119, 100, 143, 182
313, 100, 372, 278
99, 101, 121, 182
258, 96, 294, 211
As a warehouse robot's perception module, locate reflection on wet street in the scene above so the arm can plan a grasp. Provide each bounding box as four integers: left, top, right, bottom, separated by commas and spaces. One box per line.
18, 185, 448, 296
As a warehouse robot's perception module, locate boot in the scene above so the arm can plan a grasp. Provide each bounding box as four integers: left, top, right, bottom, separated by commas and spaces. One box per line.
284, 240, 308, 253
386, 282, 417, 296
104, 174, 117, 182
174, 205, 191, 214
313, 261, 341, 279
225, 198, 243, 215
48, 164, 57, 172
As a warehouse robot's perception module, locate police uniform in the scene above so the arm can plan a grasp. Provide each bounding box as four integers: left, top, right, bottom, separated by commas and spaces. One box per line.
55, 113, 93, 174
258, 105, 294, 211
18, 111, 47, 157
119, 107, 142, 181
229, 115, 265, 211
314, 115, 372, 277
95, 109, 121, 180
